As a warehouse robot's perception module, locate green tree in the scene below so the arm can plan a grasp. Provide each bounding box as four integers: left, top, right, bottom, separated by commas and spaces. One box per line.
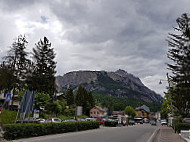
75, 86, 95, 116
0, 62, 15, 94
124, 106, 136, 118
2, 35, 30, 106
161, 92, 172, 119
31, 37, 56, 99
65, 88, 74, 106
34, 93, 50, 110
47, 101, 62, 116
167, 13, 190, 116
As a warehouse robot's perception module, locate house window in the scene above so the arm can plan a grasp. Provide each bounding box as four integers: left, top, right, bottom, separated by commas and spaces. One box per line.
97, 111, 99, 114
94, 112, 96, 114
90, 112, 92, 114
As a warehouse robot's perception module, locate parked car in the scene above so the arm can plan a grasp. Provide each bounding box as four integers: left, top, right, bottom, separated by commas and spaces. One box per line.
96, 118, 105, 125
46, 118, 62, 123
64, 119, 76, 122
16, 117, 40, 123
161, 119, 167, 126
150, 120, 157, 126
134, 117, 143, 124
37, 118, 46, 123
182, 118, 190, 123
86, 118, 96, 121
128, 120, 135, 125
143, 118, 149, 123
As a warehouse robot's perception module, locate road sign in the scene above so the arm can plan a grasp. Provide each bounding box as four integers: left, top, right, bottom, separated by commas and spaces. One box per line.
33, 110, 39, 118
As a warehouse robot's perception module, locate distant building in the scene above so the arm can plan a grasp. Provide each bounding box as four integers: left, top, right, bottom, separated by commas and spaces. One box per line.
112, 111, 125, 117
90, 106, 107, 118
135, 105, 151, 119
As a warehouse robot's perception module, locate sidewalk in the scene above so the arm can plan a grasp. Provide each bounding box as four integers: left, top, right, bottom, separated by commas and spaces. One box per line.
152, 126, 186, 142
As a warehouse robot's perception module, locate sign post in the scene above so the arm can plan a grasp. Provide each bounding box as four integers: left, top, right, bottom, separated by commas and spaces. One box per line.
33, 110, 39, 119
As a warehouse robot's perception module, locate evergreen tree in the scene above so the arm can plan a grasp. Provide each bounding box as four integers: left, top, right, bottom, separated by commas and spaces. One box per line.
3, 35, 30, 90
1, 35, 30, 106
31, 37, 56, 99
167, 13, 190, 116
65, 88, 74, 106
75, 86, 95, 116
0, 62, 15, 95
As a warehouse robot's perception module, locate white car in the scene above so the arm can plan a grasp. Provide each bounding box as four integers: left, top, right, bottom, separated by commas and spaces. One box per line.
46, 118, 62, 123
37, 119, 46, 123
161, 119, 167, 126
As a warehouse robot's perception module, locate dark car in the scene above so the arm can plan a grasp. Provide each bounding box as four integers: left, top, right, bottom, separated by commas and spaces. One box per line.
182, 118, 190, 123
150, 120, 157, 126
128, 120, 135, 125
16, 117, 40, 123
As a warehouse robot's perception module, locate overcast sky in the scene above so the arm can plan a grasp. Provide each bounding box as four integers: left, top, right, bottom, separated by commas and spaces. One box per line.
0, 0, 189, 96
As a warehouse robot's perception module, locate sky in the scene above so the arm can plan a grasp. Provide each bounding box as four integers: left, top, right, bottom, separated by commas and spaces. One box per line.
0, 0, 190, 96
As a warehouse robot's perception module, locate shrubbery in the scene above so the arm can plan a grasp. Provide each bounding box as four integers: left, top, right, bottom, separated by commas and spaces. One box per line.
0, 109, 17, 124
104, 121, 118, 127
3, 121, 99, 140
174, 123, 190, 133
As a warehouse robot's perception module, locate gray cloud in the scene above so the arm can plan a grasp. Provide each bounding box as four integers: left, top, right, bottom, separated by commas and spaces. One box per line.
1, 0, 190, 95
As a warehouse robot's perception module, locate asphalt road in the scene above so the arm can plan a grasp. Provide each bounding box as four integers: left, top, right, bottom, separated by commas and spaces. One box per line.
13, 124, 158, 142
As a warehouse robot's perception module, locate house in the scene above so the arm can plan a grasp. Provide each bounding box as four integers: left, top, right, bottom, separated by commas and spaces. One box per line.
90, 106, 107, 118
112, 111, 128, 124
112, 111, 125, 117
135, 105, 151, 120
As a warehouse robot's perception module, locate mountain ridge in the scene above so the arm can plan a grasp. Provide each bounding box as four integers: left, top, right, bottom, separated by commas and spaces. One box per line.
56, 69, 163, 103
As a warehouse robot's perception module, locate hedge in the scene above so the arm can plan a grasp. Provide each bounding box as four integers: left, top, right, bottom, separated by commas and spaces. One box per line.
3, 121, 99, 140
104, 121, 118, 127
174, 123, 190, 133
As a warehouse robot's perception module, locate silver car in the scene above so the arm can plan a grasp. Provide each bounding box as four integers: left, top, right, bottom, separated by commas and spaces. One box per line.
46, 118, 62, 123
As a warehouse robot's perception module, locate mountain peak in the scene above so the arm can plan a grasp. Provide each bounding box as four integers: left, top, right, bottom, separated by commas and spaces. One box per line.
56, 70, 163, 103
115, 69, 128, 76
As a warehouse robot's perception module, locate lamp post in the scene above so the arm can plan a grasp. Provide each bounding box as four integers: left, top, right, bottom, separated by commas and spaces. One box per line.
159, 73, 174, 126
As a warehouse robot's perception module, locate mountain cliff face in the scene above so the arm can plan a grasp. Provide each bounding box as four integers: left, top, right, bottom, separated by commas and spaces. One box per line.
56, 69, 163, 103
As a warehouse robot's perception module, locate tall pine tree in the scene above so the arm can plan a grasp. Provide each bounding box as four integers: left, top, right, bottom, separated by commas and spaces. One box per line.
65, 88, 74, 106
31, 37, 56, 99
2, 35, 30, 106
167, 13, 190, 116
75, 86, 95, 116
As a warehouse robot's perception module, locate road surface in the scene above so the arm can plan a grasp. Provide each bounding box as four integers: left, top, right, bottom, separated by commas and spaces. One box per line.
13, 124, 158, 142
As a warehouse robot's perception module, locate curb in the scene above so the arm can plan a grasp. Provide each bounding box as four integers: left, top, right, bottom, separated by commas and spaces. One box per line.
179, 133, 190, 142
147, 126, 160, 142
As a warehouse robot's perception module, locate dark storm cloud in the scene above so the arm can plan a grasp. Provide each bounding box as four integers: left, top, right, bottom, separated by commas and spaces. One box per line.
1, 0, 190, 95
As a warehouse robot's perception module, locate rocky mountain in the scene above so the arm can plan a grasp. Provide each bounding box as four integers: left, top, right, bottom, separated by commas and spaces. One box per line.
56, 69, 163, 103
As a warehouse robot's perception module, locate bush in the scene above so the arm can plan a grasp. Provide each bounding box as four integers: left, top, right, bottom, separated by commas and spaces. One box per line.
104, 121, 118, 127
0, 109, 17, 124
174, 123, 190, 133
3, 121, 99, 140
77, 121, 99, 131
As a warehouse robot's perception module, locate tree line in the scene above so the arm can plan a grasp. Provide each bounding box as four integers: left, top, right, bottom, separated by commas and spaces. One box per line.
0, 35, 56, 107
0, 35, 95, 117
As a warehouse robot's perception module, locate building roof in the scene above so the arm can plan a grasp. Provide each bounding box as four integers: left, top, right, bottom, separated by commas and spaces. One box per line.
135, 105, 150, 113
112, 111, 125, 115
91, 106, 107, 112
